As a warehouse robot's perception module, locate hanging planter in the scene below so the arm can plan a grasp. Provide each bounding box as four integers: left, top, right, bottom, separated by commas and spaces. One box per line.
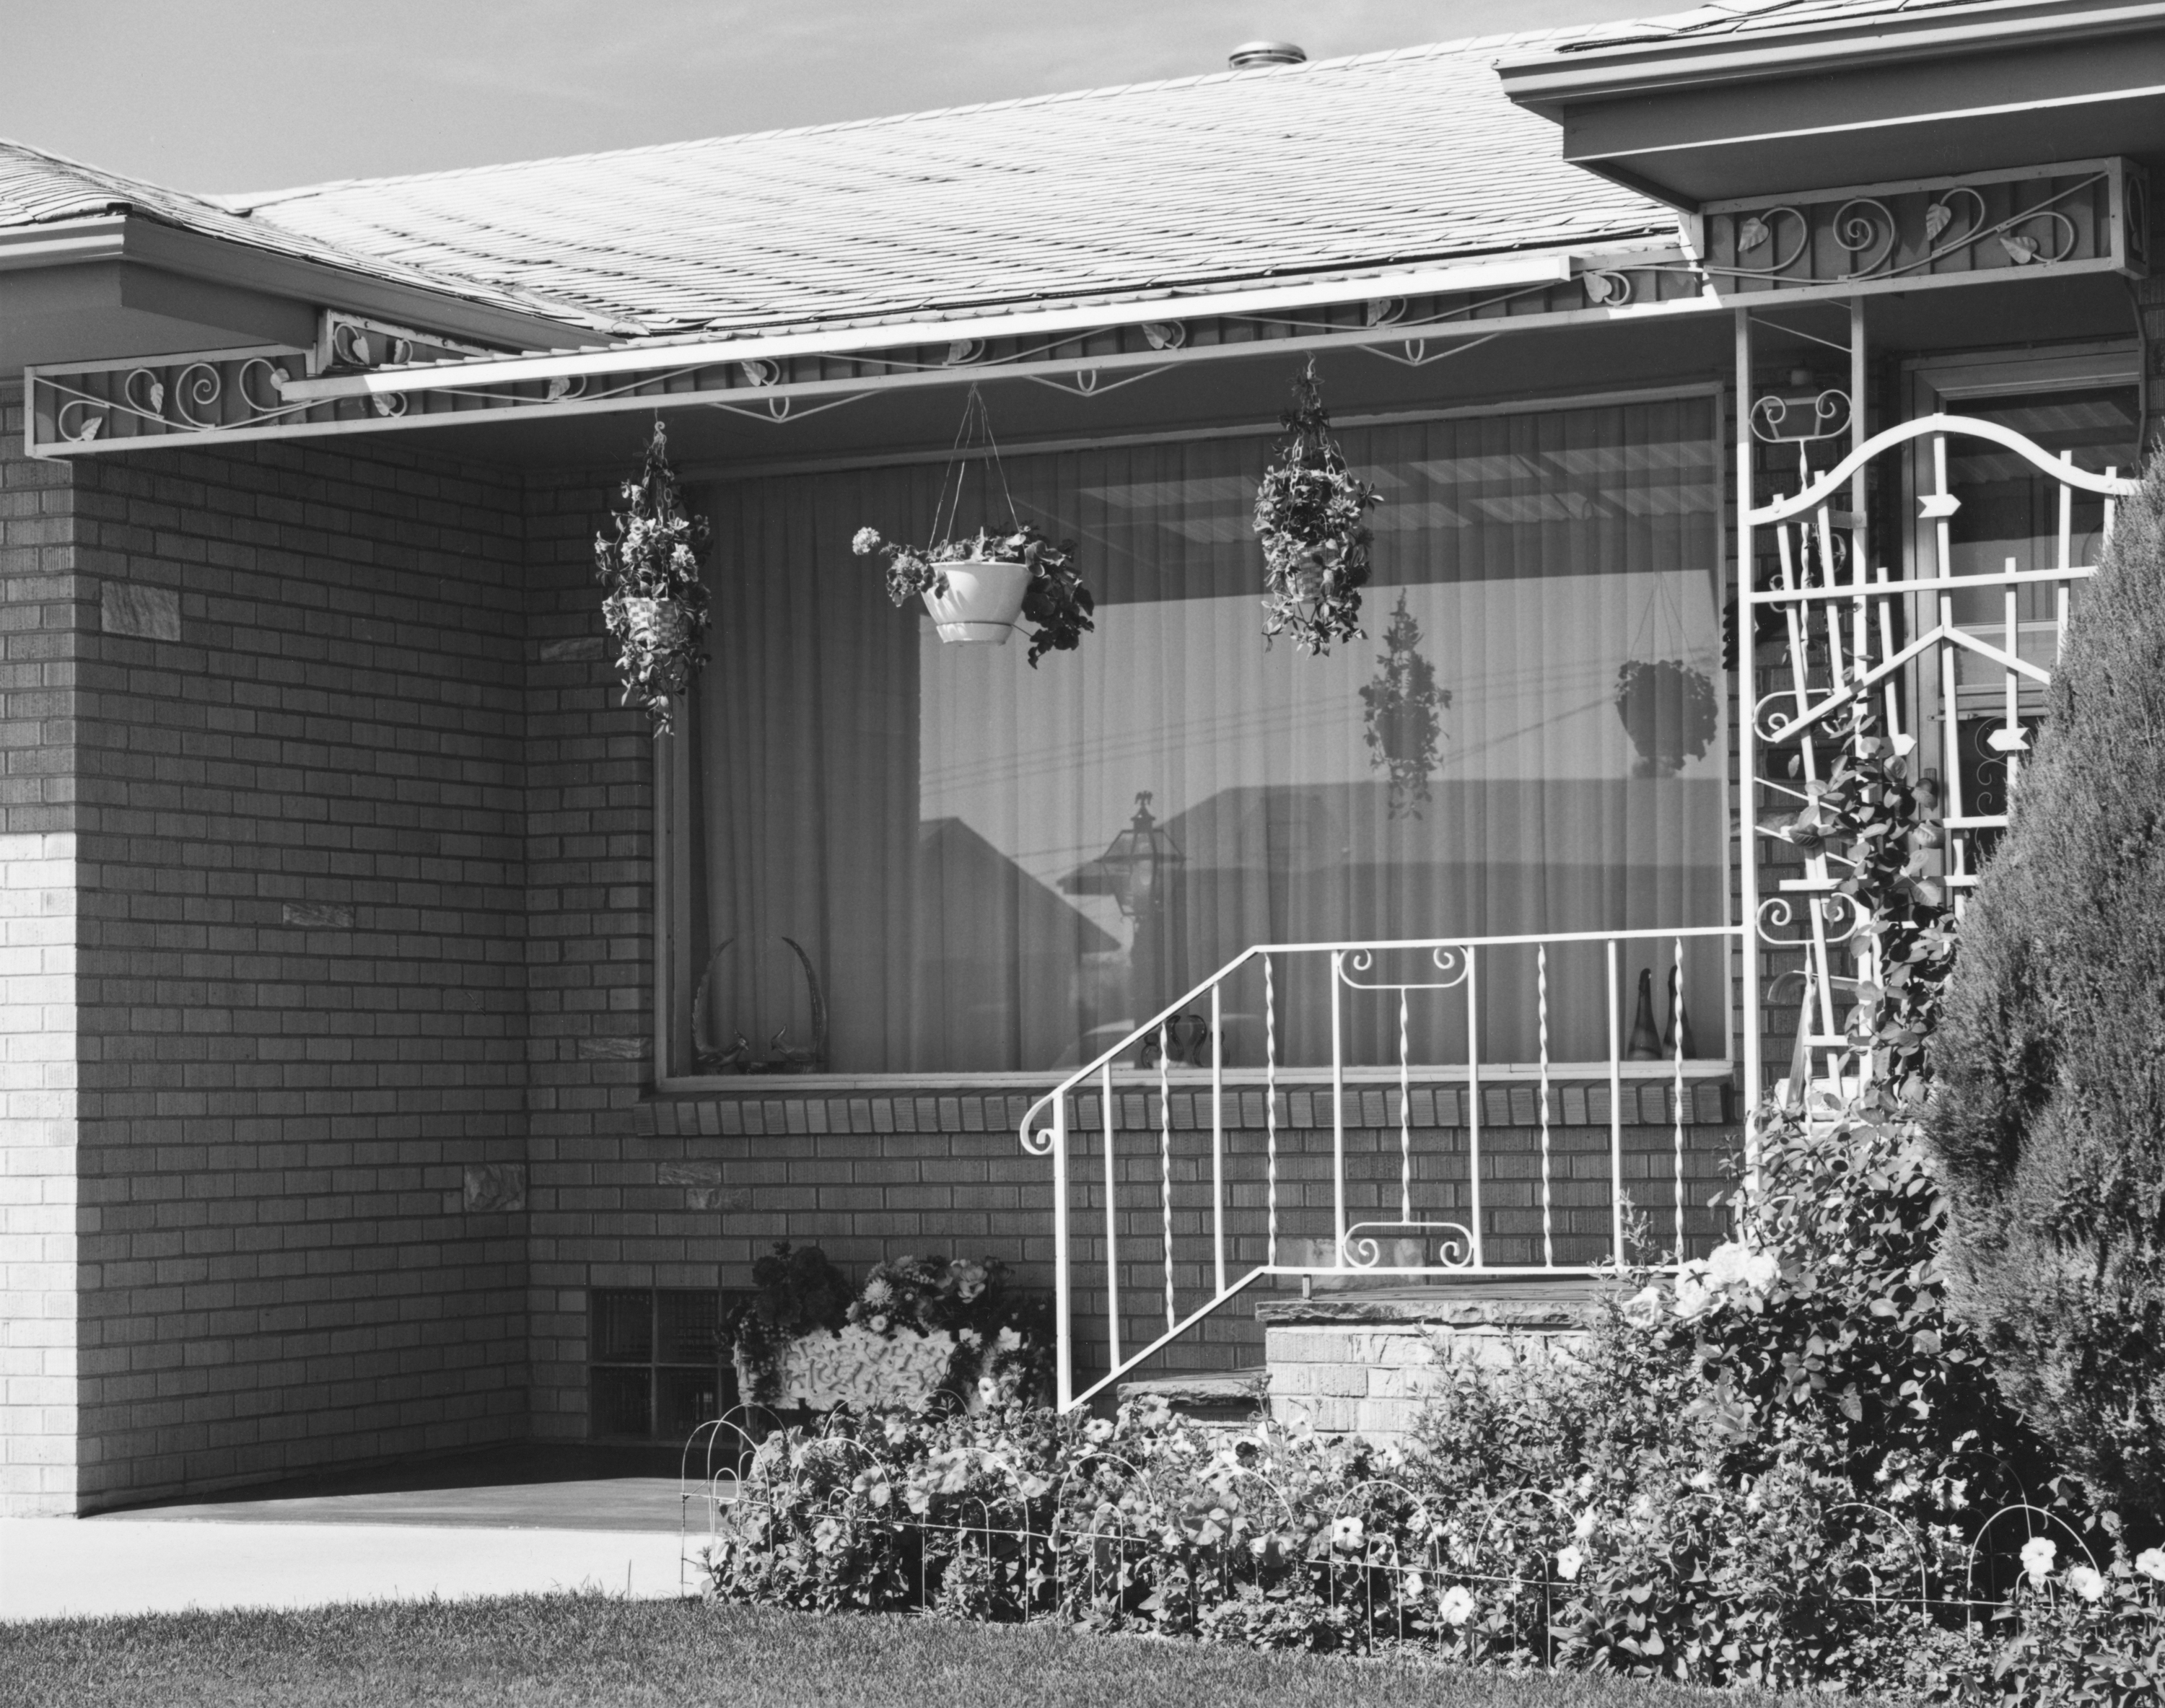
1359, 592, 1451, 819
1614, 658, 1720, 778
1255, 359, 1380, 655
593, 421, 712, 737
852, 389, 1093, 665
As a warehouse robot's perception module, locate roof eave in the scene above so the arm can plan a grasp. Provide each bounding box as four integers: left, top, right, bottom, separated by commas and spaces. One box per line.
1497, 0, 2165, 207
1497, 0, 2165, 115
0, 212, 604, 354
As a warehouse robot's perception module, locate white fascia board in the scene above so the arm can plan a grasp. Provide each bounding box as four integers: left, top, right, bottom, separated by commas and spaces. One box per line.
0, 219, 128, 271
274, 253, 1580, 403
1497, 0, 2165, 104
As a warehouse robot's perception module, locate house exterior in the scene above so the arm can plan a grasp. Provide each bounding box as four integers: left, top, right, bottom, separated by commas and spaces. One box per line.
2, 0, 2159, 1513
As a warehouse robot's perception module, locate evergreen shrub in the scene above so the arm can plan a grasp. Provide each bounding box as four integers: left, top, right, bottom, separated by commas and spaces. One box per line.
1928, 469, 2165, 1518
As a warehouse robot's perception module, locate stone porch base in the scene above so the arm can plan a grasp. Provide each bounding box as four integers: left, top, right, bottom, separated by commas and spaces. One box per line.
1256, 1281, 1602, 1438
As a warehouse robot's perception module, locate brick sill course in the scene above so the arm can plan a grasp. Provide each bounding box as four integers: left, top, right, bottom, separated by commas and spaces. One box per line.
635, 1070, 1738, 1142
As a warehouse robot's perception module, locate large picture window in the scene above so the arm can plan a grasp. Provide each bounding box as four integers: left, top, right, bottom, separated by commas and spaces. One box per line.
664, 391, 1728, 1077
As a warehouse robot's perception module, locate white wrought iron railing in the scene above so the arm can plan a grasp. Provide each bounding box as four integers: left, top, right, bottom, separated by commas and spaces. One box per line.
1018, 925, 1743, 1411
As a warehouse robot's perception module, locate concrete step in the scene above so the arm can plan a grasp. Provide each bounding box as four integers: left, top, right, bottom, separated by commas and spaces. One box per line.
1118, 1367, 1269, 1427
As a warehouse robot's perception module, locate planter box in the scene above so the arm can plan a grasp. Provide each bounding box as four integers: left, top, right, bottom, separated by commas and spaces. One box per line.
738, 1324, 958, 1412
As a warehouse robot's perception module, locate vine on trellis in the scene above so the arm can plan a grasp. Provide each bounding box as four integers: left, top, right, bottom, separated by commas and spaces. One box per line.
1780, 680, 1956, 1111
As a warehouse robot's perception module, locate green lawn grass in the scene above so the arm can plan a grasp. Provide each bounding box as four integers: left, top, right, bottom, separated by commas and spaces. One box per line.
2, 1594, 1856, 1708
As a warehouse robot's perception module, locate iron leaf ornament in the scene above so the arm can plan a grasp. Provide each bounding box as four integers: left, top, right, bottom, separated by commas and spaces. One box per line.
1254, 359, 1379, 655
594, 421, 713, 737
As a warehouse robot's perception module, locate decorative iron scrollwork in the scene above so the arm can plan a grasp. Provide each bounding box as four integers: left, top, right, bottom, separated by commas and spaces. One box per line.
1340, 1219, 1476, 1269
1749, 385, 1853, 444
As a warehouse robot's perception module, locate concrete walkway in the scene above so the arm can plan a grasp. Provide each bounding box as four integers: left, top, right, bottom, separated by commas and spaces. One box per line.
1, 1445, 724, 1622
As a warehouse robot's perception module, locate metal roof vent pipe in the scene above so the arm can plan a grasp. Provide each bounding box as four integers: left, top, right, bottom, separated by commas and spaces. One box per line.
1228, 41, 1306, 69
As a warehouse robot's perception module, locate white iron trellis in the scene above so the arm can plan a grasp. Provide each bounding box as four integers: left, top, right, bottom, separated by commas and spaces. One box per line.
1740, 410, 2140, 1113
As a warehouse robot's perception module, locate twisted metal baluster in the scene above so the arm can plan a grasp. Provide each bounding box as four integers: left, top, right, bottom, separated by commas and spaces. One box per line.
1537, 943, 1553, 1269
1672, 936, 1687, 1258
1159, 1022, 1174, 1332
1264, 954, 1277, 1268
1398, 989, 1412, 1226
1102, 1062, 1119, 1370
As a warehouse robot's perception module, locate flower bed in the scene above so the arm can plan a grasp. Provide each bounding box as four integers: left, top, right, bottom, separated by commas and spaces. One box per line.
699, 1113, 2165, 1700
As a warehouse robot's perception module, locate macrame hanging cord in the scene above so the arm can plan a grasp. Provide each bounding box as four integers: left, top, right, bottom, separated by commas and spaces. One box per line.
931, 386, 1024, 545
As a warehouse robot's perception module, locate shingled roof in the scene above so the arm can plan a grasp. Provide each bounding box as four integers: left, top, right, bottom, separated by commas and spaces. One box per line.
219, 36, 1676, 341
6, 25, 1707, 347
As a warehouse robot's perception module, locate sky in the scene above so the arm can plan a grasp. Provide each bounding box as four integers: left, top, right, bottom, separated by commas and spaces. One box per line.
4, 0, 1664, 195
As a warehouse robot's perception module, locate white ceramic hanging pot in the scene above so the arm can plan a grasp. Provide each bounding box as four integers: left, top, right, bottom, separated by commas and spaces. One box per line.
923, 557, 1031, 644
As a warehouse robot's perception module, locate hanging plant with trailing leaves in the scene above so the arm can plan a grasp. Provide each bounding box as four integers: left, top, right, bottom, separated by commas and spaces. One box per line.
852, 387, 1093, 665
1358, 591, 1450, 818
1254, 359, 1379, 654
853, 524, 1093, 665
594, 421, 712, 737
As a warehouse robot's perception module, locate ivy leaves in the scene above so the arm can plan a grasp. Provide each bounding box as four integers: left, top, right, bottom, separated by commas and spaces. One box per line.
1780, 686, 1956, 1111
1255, 362, 1378, 656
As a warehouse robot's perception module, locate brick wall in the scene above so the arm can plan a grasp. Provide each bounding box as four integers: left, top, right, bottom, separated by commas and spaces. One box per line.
0, 384, 83, 1515
24, 422, 533, 1512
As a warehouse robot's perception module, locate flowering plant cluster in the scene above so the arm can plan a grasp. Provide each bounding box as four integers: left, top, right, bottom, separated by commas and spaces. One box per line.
847, 1254, 1054, 1406
851, 524, 1093, 665
593, 422, 712, 737
1940, 1538, 2165, 1707
726, 1243, 855, 1409
725, 1244, 1051, 1414
1254, 360, 1378, 656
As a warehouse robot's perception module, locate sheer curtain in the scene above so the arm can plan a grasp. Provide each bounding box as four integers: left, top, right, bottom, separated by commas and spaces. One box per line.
683, 393, 1727, 1074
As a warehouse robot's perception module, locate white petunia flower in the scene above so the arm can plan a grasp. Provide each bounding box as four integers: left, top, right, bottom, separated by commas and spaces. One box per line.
2069, 1565, 2107, 1603
2136, 1547, 2165, 1582
2020, 1537, 2057, 1583
1439, 1585, 1477, 1626
1555, 1545, 1584, 1582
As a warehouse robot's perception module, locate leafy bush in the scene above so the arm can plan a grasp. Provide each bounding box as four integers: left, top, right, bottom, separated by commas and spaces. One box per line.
1940, 1542, 2165, 1707
1927, 468, 2165, 1519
